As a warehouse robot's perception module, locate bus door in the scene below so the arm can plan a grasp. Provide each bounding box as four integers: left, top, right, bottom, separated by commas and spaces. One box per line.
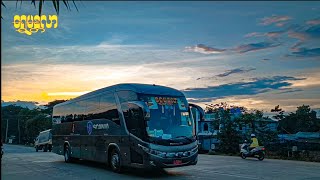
123, 103, 146, 165
70, 122, 81, 158
81, 121, 96, 161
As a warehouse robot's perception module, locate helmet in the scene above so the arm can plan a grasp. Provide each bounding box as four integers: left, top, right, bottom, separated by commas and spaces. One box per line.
251, 133, 256, 137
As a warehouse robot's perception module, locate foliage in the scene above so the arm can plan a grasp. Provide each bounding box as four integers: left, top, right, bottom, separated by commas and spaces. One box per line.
206, 104, 242, 154
277, 105, 320, 134
216, 109, 242, 154
41, 99, 67, 115
1, 0, 78, 18
206, 102, 281, 153
1, 99, 66, 144
25, 114, 52, 143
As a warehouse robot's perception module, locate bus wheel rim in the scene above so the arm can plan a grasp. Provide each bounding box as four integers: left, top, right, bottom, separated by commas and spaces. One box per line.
111, 153, 119, 169
65, 150, 69, 161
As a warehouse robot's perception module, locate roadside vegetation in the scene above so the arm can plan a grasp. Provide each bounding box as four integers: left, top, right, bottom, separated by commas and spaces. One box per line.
1, 100, 66, 145
205, 103, 320, 162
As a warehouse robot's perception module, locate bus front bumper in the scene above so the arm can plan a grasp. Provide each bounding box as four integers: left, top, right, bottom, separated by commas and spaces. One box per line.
147, 151, 198, 168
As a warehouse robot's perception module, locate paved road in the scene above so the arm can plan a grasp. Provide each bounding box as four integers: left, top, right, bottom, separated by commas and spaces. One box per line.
2, 144, 320, 180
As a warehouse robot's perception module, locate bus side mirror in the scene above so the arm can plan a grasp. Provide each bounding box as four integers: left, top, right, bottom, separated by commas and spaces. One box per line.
143, 107, 150, 121
127, 101, 150, 121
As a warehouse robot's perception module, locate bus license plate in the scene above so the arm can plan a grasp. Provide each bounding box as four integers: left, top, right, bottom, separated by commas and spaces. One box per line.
173, 160, 182, 165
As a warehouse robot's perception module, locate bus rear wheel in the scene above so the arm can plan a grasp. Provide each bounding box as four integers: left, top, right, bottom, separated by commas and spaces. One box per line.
109, 149, 122, 173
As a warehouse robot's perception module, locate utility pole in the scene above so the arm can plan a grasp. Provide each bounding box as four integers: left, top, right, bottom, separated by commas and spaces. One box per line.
18, 118, 21, 144
5, 119, 8, 143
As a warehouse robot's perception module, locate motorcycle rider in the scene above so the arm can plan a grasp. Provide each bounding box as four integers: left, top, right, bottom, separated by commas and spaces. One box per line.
249, 133, 259, 152
243, 134, 259, 154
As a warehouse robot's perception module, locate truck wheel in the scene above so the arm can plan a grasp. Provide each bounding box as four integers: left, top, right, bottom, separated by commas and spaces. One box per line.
36, 146, 39, 152
44, 144, 48, 152
48, 145, 52, 152
109, 149, 122, 173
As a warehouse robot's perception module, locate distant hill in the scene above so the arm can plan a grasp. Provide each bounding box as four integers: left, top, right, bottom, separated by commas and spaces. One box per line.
1, 100, 47, 110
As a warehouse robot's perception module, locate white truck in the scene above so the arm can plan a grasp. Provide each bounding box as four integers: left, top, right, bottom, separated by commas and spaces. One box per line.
35, 129, 52, 152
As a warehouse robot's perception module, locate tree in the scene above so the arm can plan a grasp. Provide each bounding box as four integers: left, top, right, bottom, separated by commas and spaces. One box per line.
41, 99, 67, 115
1, 0, 78, 16
25, 114, 52, 143
1, 105, 39, 144
217, 109, 242, 154
278, 105, 320, 134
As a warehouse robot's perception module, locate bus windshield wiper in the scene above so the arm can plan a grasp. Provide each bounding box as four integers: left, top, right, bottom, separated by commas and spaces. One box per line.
174, 136, 193, 142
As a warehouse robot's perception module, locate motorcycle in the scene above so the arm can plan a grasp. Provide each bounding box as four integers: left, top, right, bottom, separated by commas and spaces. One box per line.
240, 141, 265, 161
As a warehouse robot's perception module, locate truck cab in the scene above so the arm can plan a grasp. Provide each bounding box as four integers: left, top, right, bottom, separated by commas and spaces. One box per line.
35, 129, 52, 152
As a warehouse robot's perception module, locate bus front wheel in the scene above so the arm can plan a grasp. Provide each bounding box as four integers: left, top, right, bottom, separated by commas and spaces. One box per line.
64, 145, 72, 163
109, 149, 122, 173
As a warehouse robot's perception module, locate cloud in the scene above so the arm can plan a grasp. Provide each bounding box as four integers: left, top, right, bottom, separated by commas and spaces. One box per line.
306, 18, 320, 25
233, 42, 281, 53
196, 67, 256, 80
275, 89, 303, 94
4, 42, 209, 66
48, 91, 91, 96
1, 100, 46, 110
288, 48, 320, 57
260, 15, 292, 26
183, 76, 305, 102
245, 31, 284, 39
216, 68, 256, 77
265, 31, 285, 38
184, 44, 226, 54
290, 41, 304, 51
244, 32, 262, 38
186, 42, 281, 55
288, 24, 320, 41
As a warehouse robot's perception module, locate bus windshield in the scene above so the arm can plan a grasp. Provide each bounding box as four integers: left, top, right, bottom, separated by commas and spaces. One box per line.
139, 95, 195, 143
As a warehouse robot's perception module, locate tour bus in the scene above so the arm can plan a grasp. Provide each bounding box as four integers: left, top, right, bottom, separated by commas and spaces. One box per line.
52, 83, 198, 172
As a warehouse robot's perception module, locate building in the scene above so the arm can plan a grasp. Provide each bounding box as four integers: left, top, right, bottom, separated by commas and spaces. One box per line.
190, 104, 279, 152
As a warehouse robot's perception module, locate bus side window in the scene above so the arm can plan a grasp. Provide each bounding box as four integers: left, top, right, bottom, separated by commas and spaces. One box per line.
85, 96, 100, 121
117, 91, 138, 103
98, 93, 120, 126
61, 116, 66, 123
77, 100, 87, 121
123, 103, 144, 138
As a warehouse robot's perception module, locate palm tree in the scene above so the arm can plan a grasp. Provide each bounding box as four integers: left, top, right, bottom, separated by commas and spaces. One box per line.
1, 0, 78, 17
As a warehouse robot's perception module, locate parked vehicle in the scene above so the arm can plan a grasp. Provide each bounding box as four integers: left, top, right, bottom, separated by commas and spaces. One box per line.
35, 129, 52, 152
52, 83, 198, 173
240, 141, 265, 161
1, 140, 3, 158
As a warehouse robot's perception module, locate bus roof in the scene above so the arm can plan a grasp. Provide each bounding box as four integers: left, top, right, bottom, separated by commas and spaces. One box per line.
54, 83, 185, 107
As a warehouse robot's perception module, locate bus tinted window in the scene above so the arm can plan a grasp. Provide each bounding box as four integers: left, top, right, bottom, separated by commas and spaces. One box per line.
97, 93, 120, 125
85, 97, 100, 120
77, 100, 87, 121
117, 91, 138, 103
123, 103, 145, 138
100, 93, 116, 109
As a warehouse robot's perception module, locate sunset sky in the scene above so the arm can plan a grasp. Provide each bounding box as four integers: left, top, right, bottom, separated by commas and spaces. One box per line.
1, 1, 320, 113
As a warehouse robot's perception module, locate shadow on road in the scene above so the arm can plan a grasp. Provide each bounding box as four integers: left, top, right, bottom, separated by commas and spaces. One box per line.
53, 159, 186, 178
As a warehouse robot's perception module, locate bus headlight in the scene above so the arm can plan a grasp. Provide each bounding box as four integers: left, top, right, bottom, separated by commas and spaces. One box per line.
183, 151, 190, 157
138, 144, 167, 157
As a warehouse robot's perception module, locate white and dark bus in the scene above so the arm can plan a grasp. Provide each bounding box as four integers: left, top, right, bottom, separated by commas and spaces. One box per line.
52, 83, 198, 172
